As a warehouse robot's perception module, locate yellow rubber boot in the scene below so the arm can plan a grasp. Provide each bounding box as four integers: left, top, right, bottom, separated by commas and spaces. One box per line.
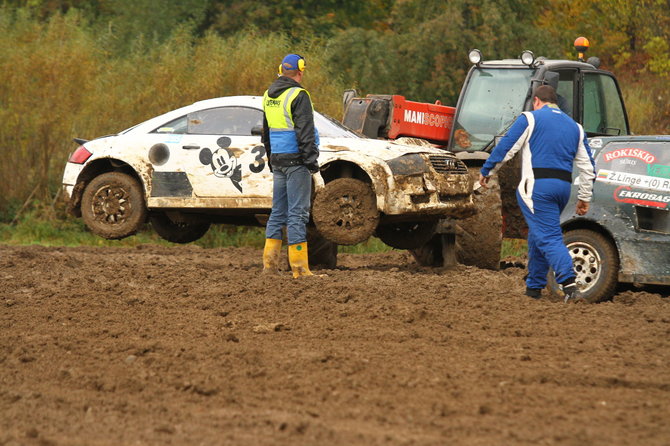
288, 242, 314, 278
262, 238, 283, 274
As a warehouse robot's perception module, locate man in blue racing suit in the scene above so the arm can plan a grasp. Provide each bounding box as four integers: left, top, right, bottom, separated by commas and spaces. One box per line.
479, 85, 596, 302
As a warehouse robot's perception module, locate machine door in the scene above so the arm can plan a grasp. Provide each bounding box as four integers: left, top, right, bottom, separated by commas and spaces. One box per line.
581, 72, 630, 136
548, 69, 578, 118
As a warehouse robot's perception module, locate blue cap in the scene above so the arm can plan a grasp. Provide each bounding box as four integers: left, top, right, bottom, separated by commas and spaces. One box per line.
281, 54, 305, 71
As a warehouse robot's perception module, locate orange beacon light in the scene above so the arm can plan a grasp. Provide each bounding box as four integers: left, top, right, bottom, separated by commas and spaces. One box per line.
574, 36, 590, 61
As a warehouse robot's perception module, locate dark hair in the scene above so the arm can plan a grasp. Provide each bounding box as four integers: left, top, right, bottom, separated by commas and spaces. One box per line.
281, 68, 299, 77
534, 85, 558, 104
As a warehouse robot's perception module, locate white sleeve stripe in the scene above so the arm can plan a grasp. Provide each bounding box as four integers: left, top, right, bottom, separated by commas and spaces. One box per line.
574, 124, 596, 202
490, 112, 533, 176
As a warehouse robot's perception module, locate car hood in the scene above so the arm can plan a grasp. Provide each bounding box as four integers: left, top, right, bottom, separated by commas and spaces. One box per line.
319, 136, 451, 161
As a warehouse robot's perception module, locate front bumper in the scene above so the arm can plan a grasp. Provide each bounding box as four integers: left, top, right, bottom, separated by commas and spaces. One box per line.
384, 154, 475, 218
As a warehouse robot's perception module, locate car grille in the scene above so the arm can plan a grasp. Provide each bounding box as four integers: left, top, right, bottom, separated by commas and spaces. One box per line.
429, 155, 468, 174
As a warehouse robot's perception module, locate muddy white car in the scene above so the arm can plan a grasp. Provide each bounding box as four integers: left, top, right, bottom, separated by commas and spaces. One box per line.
62, 96, 474, 262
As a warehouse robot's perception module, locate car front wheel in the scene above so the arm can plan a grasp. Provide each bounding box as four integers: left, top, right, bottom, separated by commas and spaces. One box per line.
81, 172, 147, 239
312, 178, 379, 245
547, 229, 619, 303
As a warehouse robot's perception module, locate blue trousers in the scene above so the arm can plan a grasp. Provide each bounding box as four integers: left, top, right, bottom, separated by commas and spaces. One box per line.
265, 165, 312, 245
517, 178, 575, 289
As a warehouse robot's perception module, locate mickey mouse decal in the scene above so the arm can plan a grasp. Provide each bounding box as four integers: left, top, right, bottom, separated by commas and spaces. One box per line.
199, 136, 243, 192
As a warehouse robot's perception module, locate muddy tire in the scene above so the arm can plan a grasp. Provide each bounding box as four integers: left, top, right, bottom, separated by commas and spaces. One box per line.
150, 212, 210, 244
454, 168, 502, 270
410, 232, 457, 267
81, 172, 147, 239
307, 226, 338, 269
376, 220, 438, 250
497, 156, 527, 239
547, 229, 619, 303
409, 169, 502, 269
410, 234, 443, 266
312, 178, 379, 245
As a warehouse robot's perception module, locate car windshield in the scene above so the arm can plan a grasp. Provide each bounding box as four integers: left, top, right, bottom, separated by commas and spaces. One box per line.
315, 112, 359, 138
451, 67, 534, 152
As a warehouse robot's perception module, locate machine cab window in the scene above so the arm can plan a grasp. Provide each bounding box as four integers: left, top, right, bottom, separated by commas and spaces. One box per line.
551, 69, 576, 117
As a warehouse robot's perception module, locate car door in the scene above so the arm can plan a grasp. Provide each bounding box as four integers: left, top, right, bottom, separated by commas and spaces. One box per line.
155, 106, 271, 199
592, 139, 670, 283
595, 139, 670, 226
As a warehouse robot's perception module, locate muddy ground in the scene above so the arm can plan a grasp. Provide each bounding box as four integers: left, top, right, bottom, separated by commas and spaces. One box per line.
1, 244, 669, 446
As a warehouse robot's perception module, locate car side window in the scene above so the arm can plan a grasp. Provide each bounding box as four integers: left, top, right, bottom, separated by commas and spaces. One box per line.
153, 116, 188, 134
186, 107, 263, 135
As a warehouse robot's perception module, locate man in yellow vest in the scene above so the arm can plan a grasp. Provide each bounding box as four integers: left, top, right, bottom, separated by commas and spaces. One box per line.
261, 54, 320, 277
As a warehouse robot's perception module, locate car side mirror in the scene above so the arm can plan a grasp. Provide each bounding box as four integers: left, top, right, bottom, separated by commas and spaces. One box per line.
251, 125, 263, 136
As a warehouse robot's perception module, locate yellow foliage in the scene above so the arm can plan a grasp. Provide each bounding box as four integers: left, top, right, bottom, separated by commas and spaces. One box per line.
0, 12, 346, 211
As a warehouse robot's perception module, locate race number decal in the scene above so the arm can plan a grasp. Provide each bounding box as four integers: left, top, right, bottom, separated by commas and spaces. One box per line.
249, 145, 266, 173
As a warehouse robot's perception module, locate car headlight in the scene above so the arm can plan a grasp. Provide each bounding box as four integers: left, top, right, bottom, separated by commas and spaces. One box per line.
387, 154, 429, 176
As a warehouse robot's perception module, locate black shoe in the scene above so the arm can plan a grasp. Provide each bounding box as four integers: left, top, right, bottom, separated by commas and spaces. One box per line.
563, 284, 582, 303
525, 287, 542, 299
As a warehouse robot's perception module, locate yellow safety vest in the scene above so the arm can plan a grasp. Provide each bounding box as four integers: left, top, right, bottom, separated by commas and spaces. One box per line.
263, 87, 313, 154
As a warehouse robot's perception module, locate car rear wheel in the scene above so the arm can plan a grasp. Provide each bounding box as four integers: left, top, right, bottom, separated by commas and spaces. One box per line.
81, 172, 147, 239
312, 178, 379, 245
376, 220, 438, 249
547, 229, 619, 303
150, 212, 211, 244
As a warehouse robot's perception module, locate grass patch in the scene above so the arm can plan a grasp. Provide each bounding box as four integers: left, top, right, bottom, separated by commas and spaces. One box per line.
1, 207, 527, 258
0, 212, 168, 248
501, 238, 528, 258
338, 237, 393, 254
0, 210, 393, 253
